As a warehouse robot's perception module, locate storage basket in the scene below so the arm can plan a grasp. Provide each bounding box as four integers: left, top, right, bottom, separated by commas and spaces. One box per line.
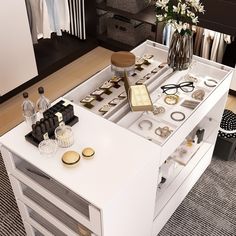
97, 10, 113, 34
107, 16, 150, 46
107, 0, 149, 14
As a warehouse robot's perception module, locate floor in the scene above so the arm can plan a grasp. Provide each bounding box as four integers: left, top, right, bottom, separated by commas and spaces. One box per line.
0, 46, 113, 136
0, 46, 236, 136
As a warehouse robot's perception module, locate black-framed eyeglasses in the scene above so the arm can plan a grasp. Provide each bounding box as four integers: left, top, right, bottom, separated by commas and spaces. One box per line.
161, 82, 195, 95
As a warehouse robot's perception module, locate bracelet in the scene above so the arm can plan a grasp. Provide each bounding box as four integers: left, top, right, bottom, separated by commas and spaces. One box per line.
170, 111, 186, 121
164, 95, 179, 105
155, 126, 172, 138
138, 120, 153, 130
204, 79, 218, 87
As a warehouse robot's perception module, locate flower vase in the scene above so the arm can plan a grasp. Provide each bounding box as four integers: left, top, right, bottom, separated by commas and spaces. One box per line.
167, 31, 193, 71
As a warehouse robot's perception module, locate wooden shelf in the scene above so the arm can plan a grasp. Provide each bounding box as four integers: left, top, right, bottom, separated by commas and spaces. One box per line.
96, 2, 156, 26
97, 33, 134, 51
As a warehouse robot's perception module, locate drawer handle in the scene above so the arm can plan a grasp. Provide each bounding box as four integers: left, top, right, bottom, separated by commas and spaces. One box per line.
26, 168, 51, 180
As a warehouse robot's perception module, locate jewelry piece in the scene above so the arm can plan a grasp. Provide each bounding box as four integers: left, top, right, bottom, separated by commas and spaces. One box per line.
142, 54, 153, 60
158, 62, 167, 68
181, 100, 200, 109
151, 67, 160, 74
136, 78, 147, 85
108, 98, 120, 106
135, 57, 145, 66
80, 95, 95, 104
138, 120, 153, 130
204, 79, 218, 87
191, 89, 205, 101
153, 105, 165, 115
143, 73, 152, 80
91, 89, 105, 96
164, 95, 179, 105
99, 104, 112, 113
184, 75, 198, 83
170, 111, 186, 121
110, 76, 122, 83
100, 81, 113, 89
155, 126, 173, 138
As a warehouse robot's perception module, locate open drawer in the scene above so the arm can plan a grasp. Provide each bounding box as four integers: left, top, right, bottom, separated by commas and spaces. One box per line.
12, 177, 98, 236
1, 147, 102, 236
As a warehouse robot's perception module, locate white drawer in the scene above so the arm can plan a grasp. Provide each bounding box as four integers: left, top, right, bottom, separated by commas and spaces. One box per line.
1, 147, 102, 236
13, 178, 97, 236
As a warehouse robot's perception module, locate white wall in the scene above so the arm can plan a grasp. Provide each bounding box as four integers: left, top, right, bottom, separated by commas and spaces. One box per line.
0, 0, 38, 96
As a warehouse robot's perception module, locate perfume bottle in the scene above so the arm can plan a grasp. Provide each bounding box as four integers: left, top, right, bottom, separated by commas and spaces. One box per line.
36, 87, 50, 115
22, 92, 37, 127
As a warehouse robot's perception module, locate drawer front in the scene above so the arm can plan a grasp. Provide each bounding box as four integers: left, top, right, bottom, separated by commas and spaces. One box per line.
12, 177, 97, 236
1, 146, 102, 236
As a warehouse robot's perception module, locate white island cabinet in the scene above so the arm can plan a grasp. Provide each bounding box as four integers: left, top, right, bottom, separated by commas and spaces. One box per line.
0, 41, 233, 236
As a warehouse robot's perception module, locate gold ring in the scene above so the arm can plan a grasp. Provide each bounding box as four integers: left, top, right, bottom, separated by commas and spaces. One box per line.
164, 95, 179, 105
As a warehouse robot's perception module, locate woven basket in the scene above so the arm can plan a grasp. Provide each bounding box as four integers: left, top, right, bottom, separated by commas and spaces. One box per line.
107, 0, 149, 14
107, 16, 150, 46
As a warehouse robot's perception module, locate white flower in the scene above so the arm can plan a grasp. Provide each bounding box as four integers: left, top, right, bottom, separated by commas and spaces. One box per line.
156, 0, 170, 9
192, 16, 199, 24
180, 3, 187, 15
156, 14, 164, 21
173, 5, 179, 13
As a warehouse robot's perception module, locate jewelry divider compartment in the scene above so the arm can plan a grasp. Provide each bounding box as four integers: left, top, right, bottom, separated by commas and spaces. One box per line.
127, 114, 177, 145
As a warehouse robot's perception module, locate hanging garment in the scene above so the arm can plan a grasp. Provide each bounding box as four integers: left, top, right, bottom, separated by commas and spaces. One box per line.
201, 29, 215, 59
210, 32, 221, 62
28, 0, 51, 43
45, 0, 62, 36
68, 0, 86, 39
57, 0, 70, 32
25, 0, 33, 33
193, 27, 204, 56
216, 34, 229, 63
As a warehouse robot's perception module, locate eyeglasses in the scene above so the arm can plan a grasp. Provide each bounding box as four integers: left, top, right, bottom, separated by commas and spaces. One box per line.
161, 82, 194, 95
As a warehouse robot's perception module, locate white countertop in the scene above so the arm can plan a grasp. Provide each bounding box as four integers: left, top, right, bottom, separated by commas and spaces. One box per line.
0, 98, 160, 208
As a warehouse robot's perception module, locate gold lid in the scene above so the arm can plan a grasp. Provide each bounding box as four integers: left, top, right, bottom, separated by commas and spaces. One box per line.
82, 147, 95, 159
111, 51, 135, 68
62, 151, 80, 165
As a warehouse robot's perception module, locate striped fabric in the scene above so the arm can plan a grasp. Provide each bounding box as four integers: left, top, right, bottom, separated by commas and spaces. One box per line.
68, 0, 86, 40
0, 154, 25, 236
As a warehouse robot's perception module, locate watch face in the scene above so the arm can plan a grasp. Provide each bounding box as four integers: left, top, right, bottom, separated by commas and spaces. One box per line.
110, 76, 122, 83
100, 81, 113, 89
80, 95, 95, 104
99, 104, 112, 113
91, 89, 105, 96
142, 54, 153, 60
135, 57, 145, 66
109, 98, 120, 106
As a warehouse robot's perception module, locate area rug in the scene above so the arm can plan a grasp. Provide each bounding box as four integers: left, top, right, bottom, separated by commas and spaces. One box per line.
0, 153, 235, 236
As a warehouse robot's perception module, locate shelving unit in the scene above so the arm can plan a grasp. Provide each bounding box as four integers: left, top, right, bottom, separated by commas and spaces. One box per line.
96, 2, 157, 50
0, 40, 233, 236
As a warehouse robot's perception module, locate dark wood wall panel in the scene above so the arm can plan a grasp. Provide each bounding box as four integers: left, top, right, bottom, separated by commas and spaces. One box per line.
199, 0, 236, 35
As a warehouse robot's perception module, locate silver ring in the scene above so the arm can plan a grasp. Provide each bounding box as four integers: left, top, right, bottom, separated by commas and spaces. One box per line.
155, 126, 172, 138
170, 111, 185, 121
204, 79, 218, 87
138, 120, 153, 130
